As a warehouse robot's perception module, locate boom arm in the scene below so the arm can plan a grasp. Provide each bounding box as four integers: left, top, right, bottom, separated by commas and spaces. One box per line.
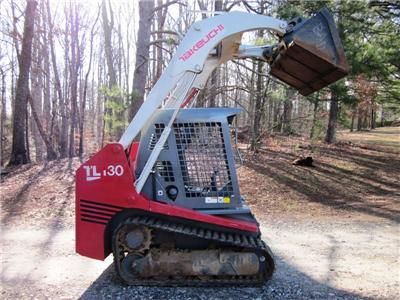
119, 12, 287, 149
120, 8, 348, 192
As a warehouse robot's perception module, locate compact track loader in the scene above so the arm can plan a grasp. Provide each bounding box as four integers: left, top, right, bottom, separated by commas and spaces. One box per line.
76, 8, 348, 286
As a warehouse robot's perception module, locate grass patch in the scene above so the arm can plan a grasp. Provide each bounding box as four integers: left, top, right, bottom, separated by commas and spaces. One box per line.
337, 127, 400, 150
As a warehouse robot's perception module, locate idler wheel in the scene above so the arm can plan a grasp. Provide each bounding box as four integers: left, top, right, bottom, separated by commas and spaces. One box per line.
119, 225, 152, 253
120, 254, 144, 280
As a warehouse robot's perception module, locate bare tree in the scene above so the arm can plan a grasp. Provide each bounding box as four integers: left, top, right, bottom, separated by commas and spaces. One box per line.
79, 8, 100, 157
250, 0, 267, 151
60, 3, 71, 158
129, 0, 155, 120
281, 89, 294, 134
209, 0, 223, 107
28, 93, 57, 160
30, 25, 44, 161
9, 0, 37, 166
154, 0, 170, 83
40, 0, 51, 128
102, 0, 117, 87
68, 2, 81, 158
0, 67, 6, 165
102, 0, 117, 136
45, 0, 65, 157
325, 91, 338, 143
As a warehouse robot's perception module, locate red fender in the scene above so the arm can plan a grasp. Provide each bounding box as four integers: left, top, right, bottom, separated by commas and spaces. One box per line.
76, 143, 258, 260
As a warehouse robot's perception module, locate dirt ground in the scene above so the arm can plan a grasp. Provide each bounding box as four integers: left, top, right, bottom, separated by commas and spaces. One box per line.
1, 127, 399, 299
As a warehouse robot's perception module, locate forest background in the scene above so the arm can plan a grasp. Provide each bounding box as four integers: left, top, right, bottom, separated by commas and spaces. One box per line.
0, 0, 399, 166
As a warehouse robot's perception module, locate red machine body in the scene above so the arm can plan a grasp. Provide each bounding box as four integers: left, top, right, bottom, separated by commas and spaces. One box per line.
75, 143, 258, 260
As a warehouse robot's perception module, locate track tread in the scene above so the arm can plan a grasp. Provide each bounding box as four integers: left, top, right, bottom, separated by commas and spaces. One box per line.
113, 215, 275, 287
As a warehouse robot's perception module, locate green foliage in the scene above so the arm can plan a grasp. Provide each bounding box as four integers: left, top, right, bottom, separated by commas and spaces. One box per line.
277, 0, 399, 129
338, 109, 351, 129
130, 89, 142, 104
269, 84, 286, 102
332, 80, 358, 106
310, 116, 326, 142
100, 85, 128, 136
166, 37, 177, 46
250, 34, 276, 46
274, 4, 304, 19
100, 84, 126, 99
338, 1, 399, 107
253, 37, 269, 45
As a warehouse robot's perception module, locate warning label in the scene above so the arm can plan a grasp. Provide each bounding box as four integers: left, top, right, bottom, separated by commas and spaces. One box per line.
205, 197, 230, 204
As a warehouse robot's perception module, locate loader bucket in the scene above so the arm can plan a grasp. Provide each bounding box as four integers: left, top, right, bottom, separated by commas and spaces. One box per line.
270, 8, 349, 96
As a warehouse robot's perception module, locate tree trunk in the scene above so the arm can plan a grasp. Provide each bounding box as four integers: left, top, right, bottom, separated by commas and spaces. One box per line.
273, 101, 280, 132
11, 47, 15, 126
129, 0, 154, 120
350, 109, 355, 132
60, 4, 70, 158
371, 107, 376, 129
41, 0, 51, 129
102, 0, 117, 87
363, 115, 368, 130
250, 58, 264, 151
154, 0, 168, 83
357, 106, 362, 131
102, 0, 117, 136
31, 37, 44, 162
194, 0, 208, 107
281, 89, 294, 134
79, 10, 99, 157
9, 0, 37, 166
208, 0, 223, 107
325, 92, 338, 144
46, 0, 64, 158
25, 108, 30, 160
69, 3, 80, 158
28, 94, 57, 160
0, 68, 6, 166
310, 98, 319, 139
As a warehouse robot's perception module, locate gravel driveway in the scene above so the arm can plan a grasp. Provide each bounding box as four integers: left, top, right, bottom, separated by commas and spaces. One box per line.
2, 217, 398, 299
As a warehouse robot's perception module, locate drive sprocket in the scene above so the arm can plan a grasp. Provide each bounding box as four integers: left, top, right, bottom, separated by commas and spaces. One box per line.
117, 224, 152, 254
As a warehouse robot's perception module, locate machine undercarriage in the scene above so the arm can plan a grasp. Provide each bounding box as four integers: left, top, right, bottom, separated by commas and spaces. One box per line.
113, 214, 274, 286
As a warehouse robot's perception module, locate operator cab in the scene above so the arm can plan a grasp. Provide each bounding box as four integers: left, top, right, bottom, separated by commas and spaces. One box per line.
136, 108, 255, 221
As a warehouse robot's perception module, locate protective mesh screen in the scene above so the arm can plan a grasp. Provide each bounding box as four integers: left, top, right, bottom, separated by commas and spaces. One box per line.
155, 161, 175, 182
173, 122, 233, 198
148, 123, 168, 150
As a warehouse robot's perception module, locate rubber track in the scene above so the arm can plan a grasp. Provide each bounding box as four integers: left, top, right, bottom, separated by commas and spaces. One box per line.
113, 215, 275, 287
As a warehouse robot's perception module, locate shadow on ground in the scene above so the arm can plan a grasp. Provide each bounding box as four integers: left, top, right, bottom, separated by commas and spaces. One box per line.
245, 143, 400, 223
1, 158, 76, 227
79, 258, 363, 300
